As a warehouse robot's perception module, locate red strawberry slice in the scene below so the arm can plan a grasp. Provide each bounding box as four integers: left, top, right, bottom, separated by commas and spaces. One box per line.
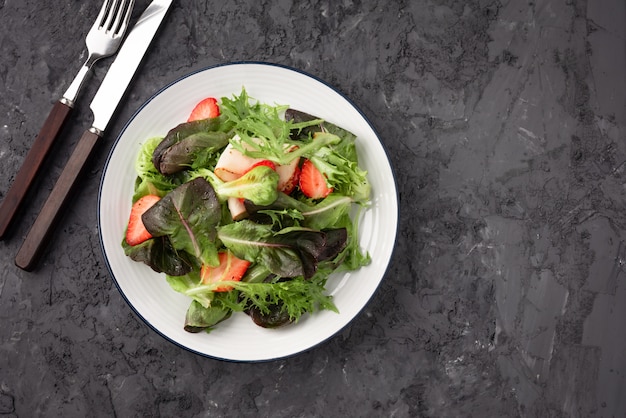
299, 159, 333, 199
201, 251, 251, 292
243, 159, 276, 174
187, 97, 220, 122
125, 195, 161, 246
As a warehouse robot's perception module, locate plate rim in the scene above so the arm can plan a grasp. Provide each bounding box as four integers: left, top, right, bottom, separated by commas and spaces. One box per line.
98, 61, 399, 362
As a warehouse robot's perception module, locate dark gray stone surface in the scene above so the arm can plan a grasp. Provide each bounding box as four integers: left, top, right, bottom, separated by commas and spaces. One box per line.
1, 0, 625, 416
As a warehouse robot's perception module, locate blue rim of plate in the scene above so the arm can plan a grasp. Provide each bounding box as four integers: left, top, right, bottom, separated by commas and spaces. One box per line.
98, 61, 399, 362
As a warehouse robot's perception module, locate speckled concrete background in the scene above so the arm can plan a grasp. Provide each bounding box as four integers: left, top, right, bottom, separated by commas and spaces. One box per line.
1, 0, 625, 416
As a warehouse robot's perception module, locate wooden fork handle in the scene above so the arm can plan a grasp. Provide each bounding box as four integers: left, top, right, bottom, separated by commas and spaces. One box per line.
15, 129, 101, 271
0, 100, 72, 239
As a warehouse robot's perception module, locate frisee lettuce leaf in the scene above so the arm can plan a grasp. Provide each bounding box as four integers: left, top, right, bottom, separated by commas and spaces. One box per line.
310, 146, 370, 204
219, 89, 338, 165
171, 273, 337, 323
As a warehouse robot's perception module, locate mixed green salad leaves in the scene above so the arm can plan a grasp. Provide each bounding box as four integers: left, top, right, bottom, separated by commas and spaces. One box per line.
122, 88, 371, 332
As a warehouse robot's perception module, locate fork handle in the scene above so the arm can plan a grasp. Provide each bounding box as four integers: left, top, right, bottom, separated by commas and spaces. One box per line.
0, 100, 72, 239
15, 128, 101, 271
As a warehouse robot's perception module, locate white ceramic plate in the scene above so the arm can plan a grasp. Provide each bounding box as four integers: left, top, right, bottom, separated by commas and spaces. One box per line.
99, 62, 397, 361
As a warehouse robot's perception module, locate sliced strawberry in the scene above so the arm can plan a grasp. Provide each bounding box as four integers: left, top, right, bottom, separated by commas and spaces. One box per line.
299, 159, 333, 199
187, 97, 220, 122
243, 159, 276, 174
125, 195, 161, 246
200, 251, 251, 292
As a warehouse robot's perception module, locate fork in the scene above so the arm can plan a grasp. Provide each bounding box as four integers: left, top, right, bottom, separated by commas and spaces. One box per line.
0, 0, 135, 239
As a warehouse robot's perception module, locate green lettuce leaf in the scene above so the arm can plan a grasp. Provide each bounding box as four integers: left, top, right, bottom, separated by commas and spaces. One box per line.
244, 193, 353, 230
217, 220, 307, 278
217, 220, 347, 279
184, 299, 232, 333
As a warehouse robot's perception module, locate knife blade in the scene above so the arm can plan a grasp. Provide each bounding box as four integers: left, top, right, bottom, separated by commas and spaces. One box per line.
15, 0, 174, 271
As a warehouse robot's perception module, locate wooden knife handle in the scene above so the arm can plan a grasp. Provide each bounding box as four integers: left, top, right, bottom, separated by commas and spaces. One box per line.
0, 100, 72, 239
15, 129, 101, 271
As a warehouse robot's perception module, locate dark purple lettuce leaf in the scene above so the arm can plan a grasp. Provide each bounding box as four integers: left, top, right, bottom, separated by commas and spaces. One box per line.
248, 302, 293, 328
152, 118, 232, 175
121, 236, 195, 276
142, 177, 221, 267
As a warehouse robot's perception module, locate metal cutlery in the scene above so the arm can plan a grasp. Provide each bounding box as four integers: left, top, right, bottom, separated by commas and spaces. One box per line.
0, 0, 135, 239
15, 0, 174, 271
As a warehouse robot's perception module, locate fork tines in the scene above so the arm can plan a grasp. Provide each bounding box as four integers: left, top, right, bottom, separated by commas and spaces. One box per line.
98, 0, 134, 36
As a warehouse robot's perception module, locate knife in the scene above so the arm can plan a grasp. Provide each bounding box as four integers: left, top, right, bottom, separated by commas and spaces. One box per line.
15, 0, 174, 271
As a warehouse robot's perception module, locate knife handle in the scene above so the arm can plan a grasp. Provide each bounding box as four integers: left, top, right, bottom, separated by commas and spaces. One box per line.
0, 100, 72, 239
15, 129, 101, 271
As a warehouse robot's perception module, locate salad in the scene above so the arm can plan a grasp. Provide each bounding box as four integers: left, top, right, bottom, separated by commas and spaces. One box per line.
122, 88, 371, 332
